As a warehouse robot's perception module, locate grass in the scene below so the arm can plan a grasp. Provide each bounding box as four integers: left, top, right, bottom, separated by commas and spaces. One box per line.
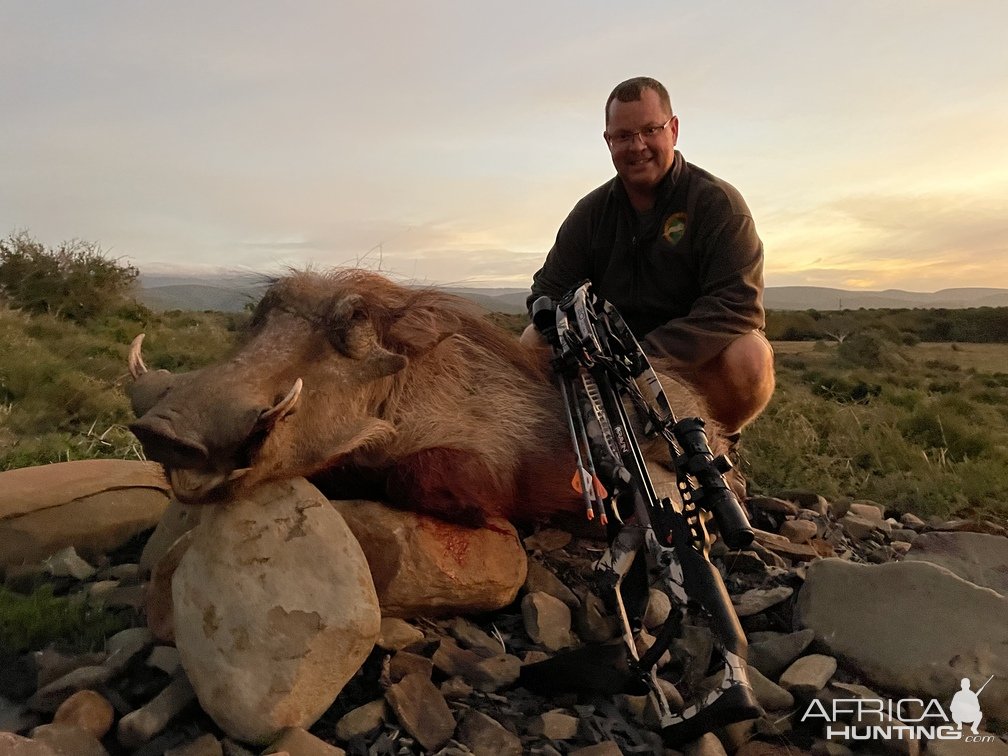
0, 303, 244, 470
0, 585, 132, 654
743, 339, 1008, 520
2, 299, 1006, 521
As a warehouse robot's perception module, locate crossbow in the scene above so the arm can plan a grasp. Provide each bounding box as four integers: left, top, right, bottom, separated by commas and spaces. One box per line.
520, 282, 762, 744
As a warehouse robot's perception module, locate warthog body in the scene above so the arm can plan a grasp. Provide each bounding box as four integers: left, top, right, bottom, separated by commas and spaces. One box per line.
128, 269, 719, 524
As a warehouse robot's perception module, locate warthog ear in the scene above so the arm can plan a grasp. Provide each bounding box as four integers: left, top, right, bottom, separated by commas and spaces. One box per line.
328, 295, 407, 379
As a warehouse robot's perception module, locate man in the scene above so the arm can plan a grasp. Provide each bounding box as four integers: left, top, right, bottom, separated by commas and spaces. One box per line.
523, 77, 774, 437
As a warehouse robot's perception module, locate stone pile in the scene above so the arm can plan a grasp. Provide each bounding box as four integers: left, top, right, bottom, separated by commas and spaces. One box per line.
1, 466, 1007, 754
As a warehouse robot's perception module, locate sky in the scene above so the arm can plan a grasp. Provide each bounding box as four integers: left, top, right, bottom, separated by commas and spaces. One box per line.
2, 1, 1007, 291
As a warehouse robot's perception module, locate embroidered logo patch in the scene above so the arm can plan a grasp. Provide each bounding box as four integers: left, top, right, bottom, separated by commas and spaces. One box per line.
662, 212, 687, 245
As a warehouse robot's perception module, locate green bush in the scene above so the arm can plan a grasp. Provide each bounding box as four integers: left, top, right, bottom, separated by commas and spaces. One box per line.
0, 231, 146, 324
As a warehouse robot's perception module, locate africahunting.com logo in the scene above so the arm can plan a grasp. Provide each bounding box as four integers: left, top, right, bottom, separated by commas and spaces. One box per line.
800, 676, 998, 743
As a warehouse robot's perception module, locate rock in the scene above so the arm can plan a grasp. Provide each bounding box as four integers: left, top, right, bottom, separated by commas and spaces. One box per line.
839, 513, 881, 541
900, 512, 927, 530
569, 744, 624, 756
456, 709, 522, 756
736, 741, 802, 756
164, 733, 223, 756
144, 529, 196, 643
0, 460, 170, 566
376, 618, 425, 651
53, 690, 115, 739
903, 532, 1008, 595
431, 638, 520, 691
138, 498, 202, 576
0, 695, 34, 734
749, 541, 790, 568
752, 529, 819, 561
528, 708, 580, 740
779, 654, 837, 696
747, 665, 795, 711
643, 588, 672, 629
635, 628, 672, 669
388, 650, 434, 683
747, 628, 815, 680
101, 583, 147, 610
333, 699, 387, 741
721, 550, 769, 575
116, 675, 196, 749
172, 479, 380, 745
523, 528, 573, 552
780, 519, 818, 544
733, 586, 793, 617
748, 496, 801, 517
811, 741, 854, 756
848, 501, 884, 521
683, 731, 729, 756
0, 733, 58, 755
447, 616, 505, 656
776, 491, 831, 514
525, 560, 579, 609
333, 500, 527, 617
924, 734, 1008, 755
29, 723, 109, 756
29, 666, 115, 713
264, 727, 345, 755
384, 672, 455, 752
891, 528, 919, 543
522, 591, 574, 651
673, 624, 714, 690
933, 520, 1007, 537
42, 547, 96, 580
797, 558, 1008, 724
573, 590, 618, 643
32, 649, 105, 690
104, 627, 154, 673
439, 676, 473, 699
146, 646, 182, 676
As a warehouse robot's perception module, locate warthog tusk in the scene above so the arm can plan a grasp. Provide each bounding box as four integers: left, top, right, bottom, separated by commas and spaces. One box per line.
128, 334, 148, 379
227, 467, 251, 483
261, 378, 303, 424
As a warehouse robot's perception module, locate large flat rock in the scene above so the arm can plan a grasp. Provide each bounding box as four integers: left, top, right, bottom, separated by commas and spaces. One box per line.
0, 460, 168, 519
796, 558, 1008, 728
903, 532, 1008, 596
0, 461, 170, 566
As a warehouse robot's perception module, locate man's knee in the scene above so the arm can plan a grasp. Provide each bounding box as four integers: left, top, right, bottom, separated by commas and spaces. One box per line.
690, 332, 775, 431
720, 332, 775, 396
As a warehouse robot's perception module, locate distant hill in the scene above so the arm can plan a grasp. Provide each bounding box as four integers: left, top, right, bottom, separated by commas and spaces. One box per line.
764, 287, 1008, 310
135, 274, 1008, 314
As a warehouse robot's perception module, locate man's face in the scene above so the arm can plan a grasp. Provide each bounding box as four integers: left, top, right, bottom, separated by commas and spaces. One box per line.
604, 88, 678, 195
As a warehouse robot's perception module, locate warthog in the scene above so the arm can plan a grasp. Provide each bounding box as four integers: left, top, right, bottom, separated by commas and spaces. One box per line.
128, 269, 721, 524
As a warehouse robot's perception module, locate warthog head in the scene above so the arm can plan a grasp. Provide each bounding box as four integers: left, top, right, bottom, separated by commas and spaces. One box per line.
127, 271, 438, 503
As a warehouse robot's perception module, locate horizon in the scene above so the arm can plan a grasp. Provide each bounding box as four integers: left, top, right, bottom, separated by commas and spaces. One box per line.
3, 1, 1007, 291
137, 269, 1008, 297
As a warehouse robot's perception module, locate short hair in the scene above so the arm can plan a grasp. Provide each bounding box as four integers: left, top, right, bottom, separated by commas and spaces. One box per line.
605, 77, 673, 125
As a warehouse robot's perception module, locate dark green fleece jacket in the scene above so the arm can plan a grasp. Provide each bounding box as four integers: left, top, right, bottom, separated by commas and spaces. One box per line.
528, 151, 765, 370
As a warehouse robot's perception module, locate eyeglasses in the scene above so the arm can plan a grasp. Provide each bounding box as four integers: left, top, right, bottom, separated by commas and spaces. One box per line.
605, 117, 673, 148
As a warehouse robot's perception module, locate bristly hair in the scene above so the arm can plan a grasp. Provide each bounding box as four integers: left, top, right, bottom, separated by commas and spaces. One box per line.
249, 269, 551, 381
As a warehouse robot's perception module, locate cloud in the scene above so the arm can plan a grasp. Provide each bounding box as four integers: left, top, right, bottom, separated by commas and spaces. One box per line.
765, 184, 1008, 289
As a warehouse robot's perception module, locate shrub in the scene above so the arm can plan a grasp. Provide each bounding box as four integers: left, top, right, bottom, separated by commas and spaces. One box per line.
0, 231, 146, 324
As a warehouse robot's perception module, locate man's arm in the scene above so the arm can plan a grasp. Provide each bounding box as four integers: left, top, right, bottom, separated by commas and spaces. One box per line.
526, 202, 595, 314
642, 203, 765, 371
